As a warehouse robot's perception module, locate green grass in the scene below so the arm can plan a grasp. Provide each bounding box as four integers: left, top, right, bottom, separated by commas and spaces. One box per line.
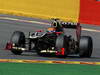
0, 62, 100, 75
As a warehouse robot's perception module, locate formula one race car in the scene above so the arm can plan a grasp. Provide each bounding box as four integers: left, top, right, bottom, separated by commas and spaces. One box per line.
6, 19, 93, 58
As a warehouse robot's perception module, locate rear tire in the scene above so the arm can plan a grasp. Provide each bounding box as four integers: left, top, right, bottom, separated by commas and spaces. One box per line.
79, 36, 93, 58
10, 31, 25, 55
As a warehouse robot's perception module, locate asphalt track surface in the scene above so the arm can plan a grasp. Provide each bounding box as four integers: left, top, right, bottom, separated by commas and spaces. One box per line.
0, 14, 100, 62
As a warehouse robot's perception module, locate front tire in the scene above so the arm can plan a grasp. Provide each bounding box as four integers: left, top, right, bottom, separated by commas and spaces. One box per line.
10, 31, 25, 55
56, 35, 69, 57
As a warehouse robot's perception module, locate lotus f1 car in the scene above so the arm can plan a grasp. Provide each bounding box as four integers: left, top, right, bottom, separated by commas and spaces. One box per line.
6, 19, 93, 58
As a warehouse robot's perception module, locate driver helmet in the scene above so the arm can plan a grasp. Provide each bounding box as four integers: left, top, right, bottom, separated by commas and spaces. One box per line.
47, 27, 56, 33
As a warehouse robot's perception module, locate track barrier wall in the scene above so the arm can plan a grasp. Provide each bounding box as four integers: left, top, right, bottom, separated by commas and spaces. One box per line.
0, 0, 80, 22
0, 0, 100, 25
79, 0, 100, 25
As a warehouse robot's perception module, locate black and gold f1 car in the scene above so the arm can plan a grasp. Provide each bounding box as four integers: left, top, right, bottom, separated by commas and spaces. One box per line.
6, 19, 93, 58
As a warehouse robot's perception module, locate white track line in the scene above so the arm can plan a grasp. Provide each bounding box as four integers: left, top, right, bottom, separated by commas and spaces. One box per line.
0, 17, 100, 32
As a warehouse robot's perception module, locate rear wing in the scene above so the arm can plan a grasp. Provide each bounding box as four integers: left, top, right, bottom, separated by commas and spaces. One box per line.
61, 22, 81, 41
61, 22, 80, 29
51, 19, 80, 29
